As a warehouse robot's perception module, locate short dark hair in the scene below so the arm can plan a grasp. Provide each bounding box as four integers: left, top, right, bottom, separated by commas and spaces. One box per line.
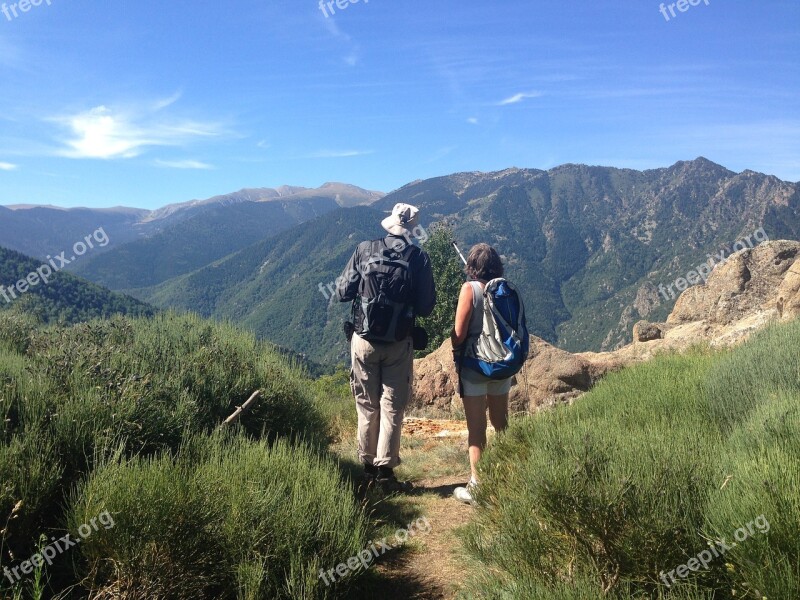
465, 243, 503, 281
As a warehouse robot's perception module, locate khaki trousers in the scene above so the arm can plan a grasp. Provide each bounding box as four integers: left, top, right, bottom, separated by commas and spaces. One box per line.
350, 334, 413, 469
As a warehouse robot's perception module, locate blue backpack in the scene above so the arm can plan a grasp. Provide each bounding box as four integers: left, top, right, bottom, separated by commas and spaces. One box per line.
458, 278, 529, 383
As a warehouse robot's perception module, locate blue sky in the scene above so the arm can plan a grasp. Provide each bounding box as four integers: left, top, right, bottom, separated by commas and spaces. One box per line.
0, 0, 797, 209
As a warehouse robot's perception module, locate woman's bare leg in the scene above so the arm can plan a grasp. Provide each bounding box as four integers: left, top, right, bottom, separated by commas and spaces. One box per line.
462, 395, 488, 482
487, 393, 509, 433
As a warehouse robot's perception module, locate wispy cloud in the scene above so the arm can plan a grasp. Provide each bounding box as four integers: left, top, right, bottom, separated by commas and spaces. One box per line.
467, 117, 479, 125
321, 15, 361, 66
305, 149, 373, 158
154, 159, 214, 170
426, 146, 457, 163
152, 91, 183, 111
497, 91, 544, 106
0, 162, 18, 171
51, 102, 226, 160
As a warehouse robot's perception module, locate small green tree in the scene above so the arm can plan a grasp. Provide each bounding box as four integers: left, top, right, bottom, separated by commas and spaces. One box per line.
417, 225, 464, 357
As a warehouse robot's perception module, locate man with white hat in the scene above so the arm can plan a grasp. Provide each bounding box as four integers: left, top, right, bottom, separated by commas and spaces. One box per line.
335, 203, 436, 492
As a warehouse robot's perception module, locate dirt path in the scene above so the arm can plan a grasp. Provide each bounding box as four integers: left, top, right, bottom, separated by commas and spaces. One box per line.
374, 475, 473, 600
362, 418, 483, 599
337, 417, 480, 599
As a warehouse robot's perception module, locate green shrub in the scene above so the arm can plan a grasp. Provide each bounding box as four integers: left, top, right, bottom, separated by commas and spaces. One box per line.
68, 434, 370, 600
462, 353, 723, 596
0, 432, 63, 563
461, 321, 800, 598
24, 313, 327, 448
311, 367, 356, 443
0, 312, 37, 355
703, 393, 800, 599
1, 312, 331, 591
457, 576, 715, 600
704, 318, 800, 431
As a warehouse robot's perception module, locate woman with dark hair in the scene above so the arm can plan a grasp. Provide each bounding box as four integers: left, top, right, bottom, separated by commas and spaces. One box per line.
450, 243, 511, 505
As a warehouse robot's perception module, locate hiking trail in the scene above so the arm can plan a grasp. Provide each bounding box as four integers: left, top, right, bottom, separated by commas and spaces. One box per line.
371, 418, 483, 599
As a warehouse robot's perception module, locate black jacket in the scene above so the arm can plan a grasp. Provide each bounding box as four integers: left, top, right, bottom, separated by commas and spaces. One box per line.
334, 235, 436, 318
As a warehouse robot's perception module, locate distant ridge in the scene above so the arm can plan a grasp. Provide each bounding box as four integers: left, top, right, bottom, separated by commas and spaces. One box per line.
127, 158, 800, 365
140, 182, 384, 222
0, 182, 385, 274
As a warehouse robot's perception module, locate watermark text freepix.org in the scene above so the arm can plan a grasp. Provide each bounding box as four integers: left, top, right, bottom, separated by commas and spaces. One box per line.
659, 514, 769, 587
659, 0, 710, 22
657, 227, 769, 302
318, 0, 369, 19
0, 227, 109, 305
2, 0, 51, 22
3, 510, 115, 584
319, 516, 431, 586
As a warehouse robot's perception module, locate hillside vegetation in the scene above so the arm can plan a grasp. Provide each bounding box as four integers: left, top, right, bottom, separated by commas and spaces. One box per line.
133, 206, 386, 365
0, 312, 370, 600
461, 318, 800, 599
72, 199, 343, 290
0, 246, 153, 324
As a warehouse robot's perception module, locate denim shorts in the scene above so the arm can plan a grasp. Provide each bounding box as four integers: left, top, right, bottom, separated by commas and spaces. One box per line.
459, 368, 513, 397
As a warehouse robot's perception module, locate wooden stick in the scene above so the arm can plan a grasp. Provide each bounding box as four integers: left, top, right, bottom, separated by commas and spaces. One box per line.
221, 390, 262, 427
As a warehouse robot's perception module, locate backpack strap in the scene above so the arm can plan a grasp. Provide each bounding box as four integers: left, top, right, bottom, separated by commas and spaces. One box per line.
457, 342, 466, 398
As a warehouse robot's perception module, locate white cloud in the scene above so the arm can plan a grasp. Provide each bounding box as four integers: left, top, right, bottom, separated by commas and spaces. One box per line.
321, 13, 360, 66
467, 117, 479, 125
152, 91, 183, 111
305, 149, 373, 158
154, 159, 214, 170
0, 162, 18, 171
52, 103, 225, 160
497, 91, 543, 106
426, 146, 457, 163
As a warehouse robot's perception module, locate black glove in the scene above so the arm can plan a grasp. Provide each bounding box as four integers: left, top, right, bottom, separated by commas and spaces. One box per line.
344, 321, 355, 342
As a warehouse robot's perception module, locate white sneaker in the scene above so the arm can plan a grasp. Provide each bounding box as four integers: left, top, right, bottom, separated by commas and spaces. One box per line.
453, 481, 477, 505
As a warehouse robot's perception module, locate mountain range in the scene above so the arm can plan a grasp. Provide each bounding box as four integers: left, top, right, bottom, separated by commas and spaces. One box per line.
1, 183, 383, 283
2, 159, 798, 367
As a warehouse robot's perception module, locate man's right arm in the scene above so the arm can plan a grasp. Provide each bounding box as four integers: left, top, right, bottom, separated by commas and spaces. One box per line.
413, 250, 437, 317
334, 245, 363, 302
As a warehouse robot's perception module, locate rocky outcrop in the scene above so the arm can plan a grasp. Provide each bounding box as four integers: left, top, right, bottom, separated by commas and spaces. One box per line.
413, 335, 617, 415
412, 240, 800, 414
633, 321, 664, 342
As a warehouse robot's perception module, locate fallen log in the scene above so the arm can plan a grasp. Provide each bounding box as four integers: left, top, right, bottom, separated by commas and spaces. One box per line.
221, 390, 262, 427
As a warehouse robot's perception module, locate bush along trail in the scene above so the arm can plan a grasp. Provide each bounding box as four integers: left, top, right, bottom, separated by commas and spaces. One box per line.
0, 313, 368, 600
456, 319, 800, 599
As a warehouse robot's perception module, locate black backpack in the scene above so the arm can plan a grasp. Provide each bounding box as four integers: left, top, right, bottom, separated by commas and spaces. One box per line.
353, 239, 417, 343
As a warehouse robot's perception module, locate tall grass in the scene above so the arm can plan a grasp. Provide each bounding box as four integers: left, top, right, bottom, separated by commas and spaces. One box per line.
0, 312, 360, 599
460, 319, 800, 599
68, 433, 369, 600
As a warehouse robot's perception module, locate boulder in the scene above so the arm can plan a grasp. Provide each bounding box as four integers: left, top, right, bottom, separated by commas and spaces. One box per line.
633, 321, 663, 342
